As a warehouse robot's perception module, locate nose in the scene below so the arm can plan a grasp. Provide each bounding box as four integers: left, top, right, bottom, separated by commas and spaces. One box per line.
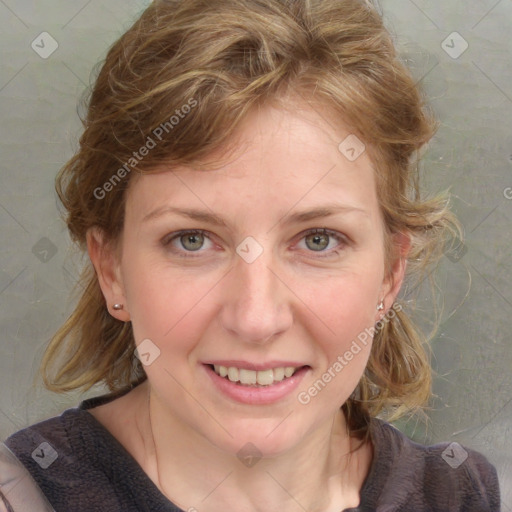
219, 251, 293, 344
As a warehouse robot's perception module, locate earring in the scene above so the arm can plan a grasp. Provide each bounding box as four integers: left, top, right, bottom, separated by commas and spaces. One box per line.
377, 301, 384, 311
113, 303, 124, 311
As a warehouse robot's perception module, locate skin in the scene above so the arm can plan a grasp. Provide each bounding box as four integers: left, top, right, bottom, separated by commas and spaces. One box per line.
87, 100, 409, 512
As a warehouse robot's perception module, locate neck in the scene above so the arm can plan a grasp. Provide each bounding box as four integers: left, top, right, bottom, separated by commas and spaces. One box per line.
135, 381, 371, 512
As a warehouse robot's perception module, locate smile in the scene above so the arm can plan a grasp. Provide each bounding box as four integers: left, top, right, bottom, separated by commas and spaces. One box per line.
203, 363, 311, 405
211, 364, 301, 386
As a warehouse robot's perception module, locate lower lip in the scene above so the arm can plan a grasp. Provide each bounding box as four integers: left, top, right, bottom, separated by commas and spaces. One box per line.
202, 364, 310, 405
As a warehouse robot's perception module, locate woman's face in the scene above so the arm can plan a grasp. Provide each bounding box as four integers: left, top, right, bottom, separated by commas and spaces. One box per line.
95, 102, 405, 456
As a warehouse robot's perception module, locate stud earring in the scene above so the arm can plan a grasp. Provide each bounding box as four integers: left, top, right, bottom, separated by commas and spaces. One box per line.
112, 304, 124, 311
377, 301, 384, 311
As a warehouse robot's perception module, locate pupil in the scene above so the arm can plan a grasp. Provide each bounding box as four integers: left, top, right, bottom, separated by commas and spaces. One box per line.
182, 233, 203, 251
307, 233, 328, 251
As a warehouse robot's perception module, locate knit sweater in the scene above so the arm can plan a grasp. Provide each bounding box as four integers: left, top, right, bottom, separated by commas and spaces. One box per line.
2, 387, 501, 511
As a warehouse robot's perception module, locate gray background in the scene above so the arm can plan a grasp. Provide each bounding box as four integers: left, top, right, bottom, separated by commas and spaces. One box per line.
0, 0, 511, 507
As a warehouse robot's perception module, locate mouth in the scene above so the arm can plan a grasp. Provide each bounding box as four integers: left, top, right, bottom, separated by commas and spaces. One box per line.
205, 363, 310, 387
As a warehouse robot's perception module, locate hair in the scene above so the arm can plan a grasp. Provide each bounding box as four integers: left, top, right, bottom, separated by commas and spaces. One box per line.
0, 489, 15, 512
40, 0, 461, 440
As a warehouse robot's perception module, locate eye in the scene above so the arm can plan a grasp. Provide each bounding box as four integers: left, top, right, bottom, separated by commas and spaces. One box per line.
162, 230, 214, 254
161, 227, 348, 258
297, 228, 347, 255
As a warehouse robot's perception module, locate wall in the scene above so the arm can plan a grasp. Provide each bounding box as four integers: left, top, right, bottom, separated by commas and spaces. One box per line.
0, 0, 510, 507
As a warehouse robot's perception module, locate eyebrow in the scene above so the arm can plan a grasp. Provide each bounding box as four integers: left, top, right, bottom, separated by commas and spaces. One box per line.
283, 204, 369, 224
142, 203, 368, 227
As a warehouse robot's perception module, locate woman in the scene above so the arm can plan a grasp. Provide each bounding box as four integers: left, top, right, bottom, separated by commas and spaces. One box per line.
1, 0, 500, 510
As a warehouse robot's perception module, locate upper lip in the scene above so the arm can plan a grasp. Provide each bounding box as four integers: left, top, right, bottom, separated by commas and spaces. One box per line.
203, 360, 309, 371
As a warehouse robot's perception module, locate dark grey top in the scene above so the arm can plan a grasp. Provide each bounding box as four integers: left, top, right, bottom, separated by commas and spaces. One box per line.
3, 385, 501, 511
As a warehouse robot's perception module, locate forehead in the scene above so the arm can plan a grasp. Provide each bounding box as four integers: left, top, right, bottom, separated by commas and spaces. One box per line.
125, 103, 379, 224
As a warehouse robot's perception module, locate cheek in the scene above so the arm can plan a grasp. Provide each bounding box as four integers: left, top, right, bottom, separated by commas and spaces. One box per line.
122, 256, 217, 349
300, 270, 381, 387
300, 286, 376, 406
308, 270, 382, 334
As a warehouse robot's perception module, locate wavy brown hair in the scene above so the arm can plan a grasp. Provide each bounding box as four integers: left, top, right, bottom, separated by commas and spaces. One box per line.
40, 0, 461, 439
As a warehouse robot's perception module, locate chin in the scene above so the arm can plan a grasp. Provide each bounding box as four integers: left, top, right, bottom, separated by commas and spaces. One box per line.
203, 414, 313, 459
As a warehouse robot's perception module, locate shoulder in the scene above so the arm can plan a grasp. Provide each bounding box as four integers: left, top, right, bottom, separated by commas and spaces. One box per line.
4, 407, 78, 472
2, 385, 175, 512
2, 396, 164, 511
2, 383, 143, 480
3, 407, 117, 510
365, 418, 501, 511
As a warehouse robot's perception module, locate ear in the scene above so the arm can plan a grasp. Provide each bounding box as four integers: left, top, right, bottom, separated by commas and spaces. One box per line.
376, 231, 411, 321
86, 227, 130, 322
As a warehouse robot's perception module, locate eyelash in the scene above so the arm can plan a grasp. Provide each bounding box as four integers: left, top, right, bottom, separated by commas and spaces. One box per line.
161, 228, 348, 258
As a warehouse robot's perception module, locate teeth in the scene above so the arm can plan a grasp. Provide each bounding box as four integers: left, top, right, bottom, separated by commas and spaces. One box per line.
211, 365, 301, 386
284, 367, 295, 378
257, 369, 273, 385
227, 367, 239, 382
239, 368, 257, 385
273, 367, 285, 381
